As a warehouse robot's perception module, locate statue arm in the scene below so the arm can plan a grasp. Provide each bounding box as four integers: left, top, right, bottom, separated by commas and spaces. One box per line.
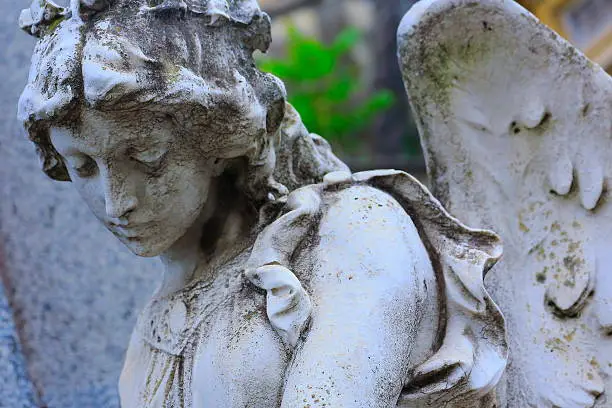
279, 185, 437, 407
246, 171, 505, 406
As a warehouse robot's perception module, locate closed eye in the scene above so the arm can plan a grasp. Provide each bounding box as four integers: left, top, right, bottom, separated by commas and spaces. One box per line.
130, 148, 168, 171
65, 154, 98, 178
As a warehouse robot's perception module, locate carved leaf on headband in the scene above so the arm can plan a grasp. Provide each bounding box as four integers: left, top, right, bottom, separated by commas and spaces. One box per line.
19, 0, 68, 38
145, 0, 262, 25
19, 0, 116, 38
80, 0, 115, 12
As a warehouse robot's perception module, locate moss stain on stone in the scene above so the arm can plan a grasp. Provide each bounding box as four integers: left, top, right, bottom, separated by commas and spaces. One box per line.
536, 266, 548, 283
400, 5, 501, 120
243, 310, 259, 321
47, 15, 67, 34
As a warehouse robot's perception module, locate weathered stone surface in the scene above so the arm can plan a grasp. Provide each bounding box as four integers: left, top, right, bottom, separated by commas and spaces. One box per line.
14, 0, 508, 406
1, 2, 159, 407
0, 281, 37, 408
399, 0, 612, 406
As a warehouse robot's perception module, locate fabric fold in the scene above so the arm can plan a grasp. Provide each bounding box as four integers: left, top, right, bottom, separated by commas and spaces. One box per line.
245, 186, 322, 348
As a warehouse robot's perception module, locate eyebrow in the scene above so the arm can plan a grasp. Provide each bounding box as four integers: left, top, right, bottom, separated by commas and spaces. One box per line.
128, 144, 169, 155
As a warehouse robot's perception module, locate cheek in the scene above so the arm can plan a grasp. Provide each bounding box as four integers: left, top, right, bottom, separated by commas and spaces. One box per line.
72, 177, 107, 220
145, 161, 213, 220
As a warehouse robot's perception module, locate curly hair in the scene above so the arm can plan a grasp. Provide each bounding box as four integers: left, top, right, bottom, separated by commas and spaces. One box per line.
18, 0, 348, 203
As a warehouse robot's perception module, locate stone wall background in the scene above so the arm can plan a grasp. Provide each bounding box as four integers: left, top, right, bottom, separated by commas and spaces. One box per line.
0, 279, 37, 408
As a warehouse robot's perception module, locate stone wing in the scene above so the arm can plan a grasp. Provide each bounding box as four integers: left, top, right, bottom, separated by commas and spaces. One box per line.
398, 0, 612, 407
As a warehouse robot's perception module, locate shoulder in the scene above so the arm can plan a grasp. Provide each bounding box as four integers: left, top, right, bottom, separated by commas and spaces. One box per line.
306, 180, 435, 295
317, 181, 423, 255
260, 171, 436, 288
247, 169, 437, 298
245, 171, 440, 349
321, 183, 411, 227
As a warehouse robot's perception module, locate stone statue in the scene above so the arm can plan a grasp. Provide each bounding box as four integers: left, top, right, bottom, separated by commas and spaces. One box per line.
17, 0, 508, 406
398, 0, 612, 407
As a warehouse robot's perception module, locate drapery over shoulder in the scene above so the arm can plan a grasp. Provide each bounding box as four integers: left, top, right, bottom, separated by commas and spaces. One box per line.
245, 169, 507, 406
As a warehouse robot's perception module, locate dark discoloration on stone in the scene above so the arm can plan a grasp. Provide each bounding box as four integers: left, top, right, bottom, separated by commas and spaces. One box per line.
0, 281, 38, 407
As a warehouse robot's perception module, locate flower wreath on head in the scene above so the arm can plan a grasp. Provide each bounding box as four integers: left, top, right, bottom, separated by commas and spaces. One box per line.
20, 0, 110, 37
20, 0, 267, 45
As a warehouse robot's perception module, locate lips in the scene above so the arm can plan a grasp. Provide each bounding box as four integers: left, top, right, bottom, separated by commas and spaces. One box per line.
114, 228, 141, 239
109, 222, 152, 239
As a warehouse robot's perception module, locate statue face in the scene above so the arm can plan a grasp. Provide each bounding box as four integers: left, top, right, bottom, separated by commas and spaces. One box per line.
50, 108, 218, 257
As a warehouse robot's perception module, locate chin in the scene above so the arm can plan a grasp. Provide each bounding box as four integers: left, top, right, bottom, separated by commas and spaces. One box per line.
118, 235, 172, 258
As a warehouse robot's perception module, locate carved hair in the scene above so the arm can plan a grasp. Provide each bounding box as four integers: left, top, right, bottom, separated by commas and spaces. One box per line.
18, 0, 347, 203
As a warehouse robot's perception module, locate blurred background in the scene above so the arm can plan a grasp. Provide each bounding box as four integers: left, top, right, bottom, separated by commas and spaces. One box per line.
260, 0, 425, 174
0, 0, 610, 407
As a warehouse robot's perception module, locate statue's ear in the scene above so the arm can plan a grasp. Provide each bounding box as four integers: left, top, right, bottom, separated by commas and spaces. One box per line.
244, 13, 272, 53
211, 158, 226, 177
262, 74, 287, 136
266, 95, 285, 136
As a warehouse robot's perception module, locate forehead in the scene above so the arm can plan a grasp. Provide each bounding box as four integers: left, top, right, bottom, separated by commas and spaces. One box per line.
79, 109, 171, 135
82, 19, 239, 110
50, 109, 175, 154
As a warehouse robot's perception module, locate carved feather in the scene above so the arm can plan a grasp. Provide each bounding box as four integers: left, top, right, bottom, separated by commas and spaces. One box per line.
399, 0, 612, 406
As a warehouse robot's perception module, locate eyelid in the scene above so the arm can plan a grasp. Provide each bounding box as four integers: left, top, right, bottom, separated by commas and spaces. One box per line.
65, 154, 89, 169
131, 148, 168, 164
65, 155, 86, 167
64, 154, 97, 177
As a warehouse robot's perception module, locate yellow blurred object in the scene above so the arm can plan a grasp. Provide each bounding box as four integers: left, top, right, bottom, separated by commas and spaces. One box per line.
517, 0, 612, 72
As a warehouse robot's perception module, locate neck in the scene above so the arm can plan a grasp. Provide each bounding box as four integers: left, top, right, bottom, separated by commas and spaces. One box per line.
157, 218, 206, 298
156, 174, 257, 297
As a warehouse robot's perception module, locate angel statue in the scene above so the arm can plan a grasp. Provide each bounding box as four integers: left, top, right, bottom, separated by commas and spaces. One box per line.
17, 0, 508, 406
399, 0, 612, 407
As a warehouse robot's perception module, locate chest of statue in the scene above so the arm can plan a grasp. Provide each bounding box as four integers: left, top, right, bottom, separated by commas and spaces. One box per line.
119, 259, 291, 408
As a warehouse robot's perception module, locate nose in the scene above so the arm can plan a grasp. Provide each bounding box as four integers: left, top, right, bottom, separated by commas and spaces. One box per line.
101, 168, 139, 222
106, 194, 138, 222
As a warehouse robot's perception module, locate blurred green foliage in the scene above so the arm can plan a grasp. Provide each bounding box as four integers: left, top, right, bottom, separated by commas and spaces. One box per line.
257, 26, 395, 152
